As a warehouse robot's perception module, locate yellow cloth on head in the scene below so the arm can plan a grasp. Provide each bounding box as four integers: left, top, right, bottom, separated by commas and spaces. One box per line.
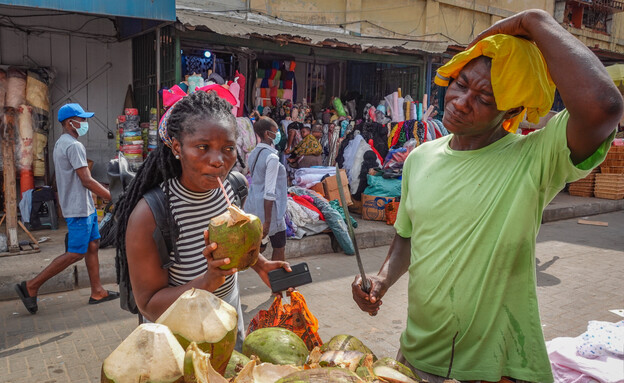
434, 34, 555, 133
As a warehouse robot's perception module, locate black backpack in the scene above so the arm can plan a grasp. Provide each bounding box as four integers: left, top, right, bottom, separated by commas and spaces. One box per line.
106, 153, 248, 315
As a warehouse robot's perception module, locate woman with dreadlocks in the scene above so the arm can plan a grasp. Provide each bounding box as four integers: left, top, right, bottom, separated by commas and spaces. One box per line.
115, 90, 290, 349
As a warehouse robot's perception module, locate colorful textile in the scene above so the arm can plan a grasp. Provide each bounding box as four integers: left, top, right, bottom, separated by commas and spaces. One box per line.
293, 133, 323, 157
394, 110, 614, 382
434, 34, 555, 133
290, 194, 324, 221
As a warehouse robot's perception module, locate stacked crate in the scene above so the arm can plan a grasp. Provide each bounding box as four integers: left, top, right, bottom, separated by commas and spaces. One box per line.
569, 168, 598, 197
595, 146, 624, 200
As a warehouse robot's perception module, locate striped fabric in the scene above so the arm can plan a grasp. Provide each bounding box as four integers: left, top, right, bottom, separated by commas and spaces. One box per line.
163, 177, 236, 298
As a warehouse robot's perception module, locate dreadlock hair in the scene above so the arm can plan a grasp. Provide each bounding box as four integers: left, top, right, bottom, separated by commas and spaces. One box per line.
113, 90, 237, 263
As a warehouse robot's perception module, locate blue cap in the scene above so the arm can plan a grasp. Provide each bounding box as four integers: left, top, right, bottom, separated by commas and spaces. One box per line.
58, 103, 94, 122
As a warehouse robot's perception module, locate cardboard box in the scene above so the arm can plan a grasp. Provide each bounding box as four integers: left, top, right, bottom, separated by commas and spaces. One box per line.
348, 198, 363, 215
361, 194, 395, 221
322, 169, 352, 206
309, 182, 326, 198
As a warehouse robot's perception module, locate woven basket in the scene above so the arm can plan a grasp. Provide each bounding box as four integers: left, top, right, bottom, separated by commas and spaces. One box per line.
599, 166, 624, 174
569, 190, 594, 197
594, 191, 624, 200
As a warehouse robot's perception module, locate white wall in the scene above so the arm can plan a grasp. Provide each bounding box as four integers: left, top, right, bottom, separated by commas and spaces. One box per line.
0, 7, 132, 182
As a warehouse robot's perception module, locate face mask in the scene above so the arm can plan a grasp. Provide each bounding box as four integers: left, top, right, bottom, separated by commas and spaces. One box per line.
269, 129, 281, 146
72, 120, 89, 136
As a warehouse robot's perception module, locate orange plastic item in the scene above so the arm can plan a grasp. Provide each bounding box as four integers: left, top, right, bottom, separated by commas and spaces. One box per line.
385, 201, 400, 225
246, 291, 323, 351
20, 169, 34, 197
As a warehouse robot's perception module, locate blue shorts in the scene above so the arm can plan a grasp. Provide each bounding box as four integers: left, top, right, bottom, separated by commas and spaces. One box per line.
65, 212, 100, 254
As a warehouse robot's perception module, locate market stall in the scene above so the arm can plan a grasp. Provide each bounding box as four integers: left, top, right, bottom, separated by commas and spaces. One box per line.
0, 65, 56, 255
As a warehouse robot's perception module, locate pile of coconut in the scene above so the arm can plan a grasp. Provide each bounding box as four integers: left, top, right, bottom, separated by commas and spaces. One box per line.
100, 288, 428, 383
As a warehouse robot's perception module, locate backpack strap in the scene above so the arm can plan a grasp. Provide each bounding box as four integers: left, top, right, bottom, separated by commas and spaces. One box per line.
227, 171, 248, 207
143, 187, 176, 269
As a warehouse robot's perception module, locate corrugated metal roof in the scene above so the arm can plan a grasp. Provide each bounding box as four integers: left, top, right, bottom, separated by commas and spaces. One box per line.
176, 7, 451, 55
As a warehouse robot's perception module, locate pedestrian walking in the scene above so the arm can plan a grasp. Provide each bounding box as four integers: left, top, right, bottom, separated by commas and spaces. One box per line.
244, 116, 288, 261
352, 9, 624, 383
15, 103, 119, 314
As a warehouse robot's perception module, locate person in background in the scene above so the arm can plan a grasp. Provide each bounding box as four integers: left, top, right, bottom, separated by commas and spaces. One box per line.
352, 9, 623, 383
288, 123, 324, 168
245, 117, 288, 262
15, 103, 119, 314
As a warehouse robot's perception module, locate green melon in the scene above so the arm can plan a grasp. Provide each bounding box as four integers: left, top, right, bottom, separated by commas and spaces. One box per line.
101, 323, 185, 383
320, 335, 376, 361
209, 204, 262, 270
156, 288, 237, 376
275, 367, 363, 382
242, 327, 309, 366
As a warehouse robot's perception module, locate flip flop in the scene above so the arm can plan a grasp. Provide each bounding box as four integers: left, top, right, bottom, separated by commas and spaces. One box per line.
14, 281, 38, 314
88, 290, 120, 305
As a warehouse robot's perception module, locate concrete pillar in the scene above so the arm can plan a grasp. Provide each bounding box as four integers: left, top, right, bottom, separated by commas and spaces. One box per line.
345, 0, 362, 35
424, 0, 440, 36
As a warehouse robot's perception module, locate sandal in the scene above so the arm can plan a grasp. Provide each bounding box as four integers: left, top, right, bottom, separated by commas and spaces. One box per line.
88, 290, 120, 305
14, 281, 38, 314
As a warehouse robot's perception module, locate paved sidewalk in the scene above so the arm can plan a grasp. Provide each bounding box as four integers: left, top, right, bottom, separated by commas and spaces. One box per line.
1, 211, 623, 383
0, 192, 622, 302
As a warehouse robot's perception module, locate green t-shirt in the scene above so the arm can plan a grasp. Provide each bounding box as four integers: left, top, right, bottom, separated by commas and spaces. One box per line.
394, 110, 613, 382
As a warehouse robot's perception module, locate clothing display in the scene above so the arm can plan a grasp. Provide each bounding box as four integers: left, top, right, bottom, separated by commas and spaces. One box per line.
394, 110, 613, 382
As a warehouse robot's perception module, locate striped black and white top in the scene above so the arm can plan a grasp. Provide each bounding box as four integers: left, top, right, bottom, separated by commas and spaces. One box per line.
163, 177, 236, 298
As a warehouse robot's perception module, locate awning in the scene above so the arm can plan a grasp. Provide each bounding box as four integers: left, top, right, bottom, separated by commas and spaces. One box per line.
176, 7, 451, 55
0, 0, 176, 21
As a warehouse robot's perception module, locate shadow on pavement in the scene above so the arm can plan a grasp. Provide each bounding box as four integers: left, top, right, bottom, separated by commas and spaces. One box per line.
0, 332, 71, 357
536, 256, 561, 287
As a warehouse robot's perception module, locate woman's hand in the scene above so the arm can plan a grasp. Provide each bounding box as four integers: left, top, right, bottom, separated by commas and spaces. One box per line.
252, 254, 291, 289
352, 274, 389, 316
201, 230, 237, 292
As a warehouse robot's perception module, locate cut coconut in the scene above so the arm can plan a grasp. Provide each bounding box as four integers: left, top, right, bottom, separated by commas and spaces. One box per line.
372, 357, 418, 380
253, 363, 300, 383
319, 350, 366, 371
373, 365, 419, 383
101, 323, 184, 383
156, 288, 237, 375
225, 350, 251, 379
275, 367, 364, 383
231, 359, 256, 383
209, 204, 262, 271
320, 335, 376, 361
184, 342, 228, 383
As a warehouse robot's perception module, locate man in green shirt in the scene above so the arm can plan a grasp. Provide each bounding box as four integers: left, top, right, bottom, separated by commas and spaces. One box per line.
352, 10, 623, 383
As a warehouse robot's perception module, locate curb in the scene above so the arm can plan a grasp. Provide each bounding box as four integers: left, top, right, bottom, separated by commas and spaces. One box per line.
1, 195, 621, 301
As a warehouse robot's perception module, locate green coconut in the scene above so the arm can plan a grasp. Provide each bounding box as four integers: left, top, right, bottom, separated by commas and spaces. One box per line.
101, 323, 185, 383
320, 335, 377, 361
156, 288, 238, 376
242, 327, 309, 366
225, 350, 251, 379
184, 342, 228, 383
209, 204, 262, 270
372, 357, 419, 380
275, 367, 364, 382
